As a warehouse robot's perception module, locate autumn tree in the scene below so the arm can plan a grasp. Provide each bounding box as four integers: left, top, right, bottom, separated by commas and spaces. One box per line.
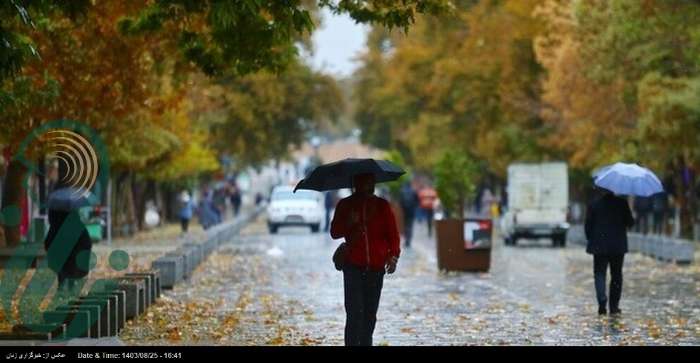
535, 0, 700, 236
1, 1, 219, 242
354, 0, 547, 179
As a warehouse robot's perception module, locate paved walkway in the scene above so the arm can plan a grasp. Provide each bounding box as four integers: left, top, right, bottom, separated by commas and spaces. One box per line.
118, 214, 700, 346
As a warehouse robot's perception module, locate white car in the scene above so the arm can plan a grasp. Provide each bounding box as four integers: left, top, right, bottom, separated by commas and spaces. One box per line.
266, 186, 324, 234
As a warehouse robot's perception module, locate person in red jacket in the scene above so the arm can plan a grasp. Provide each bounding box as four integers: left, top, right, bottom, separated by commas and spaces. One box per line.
331, 172, 401, 346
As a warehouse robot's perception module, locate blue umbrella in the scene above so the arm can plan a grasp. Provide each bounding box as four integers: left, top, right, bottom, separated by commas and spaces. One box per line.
594, 162, 664, 197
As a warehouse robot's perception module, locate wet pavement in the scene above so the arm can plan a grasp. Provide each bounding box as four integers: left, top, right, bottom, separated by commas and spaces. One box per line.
121, 214, 700, 346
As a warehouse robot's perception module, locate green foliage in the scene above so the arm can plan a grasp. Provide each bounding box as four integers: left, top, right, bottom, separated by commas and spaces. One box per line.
320, 0, 454, 31
119, 0, 451, 77
385, 149, 411, 200
434, 150, 480, 219
193, 61, 344, 167
0, 0, 89, 79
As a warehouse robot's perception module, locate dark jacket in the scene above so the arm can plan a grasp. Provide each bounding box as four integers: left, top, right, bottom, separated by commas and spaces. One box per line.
44, 209, 93, 279
584, 193, 635, 255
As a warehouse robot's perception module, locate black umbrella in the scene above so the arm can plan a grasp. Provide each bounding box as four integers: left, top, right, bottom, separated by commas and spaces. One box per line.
293, 158, 405, 192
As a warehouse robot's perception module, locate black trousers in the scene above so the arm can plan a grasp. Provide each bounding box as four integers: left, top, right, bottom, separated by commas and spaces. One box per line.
325, 208, 332, 232
343, 265, 385, 346
403, 213, 415, 247
652, 211, 665, 234
593, 254, 624, 309
635, 212, 650, 234
180, 218, 190, 233
423, 209, 434, 237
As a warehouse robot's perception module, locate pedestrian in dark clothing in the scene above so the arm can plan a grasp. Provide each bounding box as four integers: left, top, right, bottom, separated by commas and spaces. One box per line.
178, 191, 195, 234
584, 188, 635, 315
633, 196, 652, 234
652, 191, 668, 235
229, 184, 242, 217
44, 161, 93, 293
331, 173, 400, 346
324, 191, 337, 232
213, 186, 226, 222
399, 182, 419, 247
198, 188, 219, 230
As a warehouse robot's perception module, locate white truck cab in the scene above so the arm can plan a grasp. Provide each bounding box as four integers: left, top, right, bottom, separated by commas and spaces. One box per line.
500, 162, 570, 247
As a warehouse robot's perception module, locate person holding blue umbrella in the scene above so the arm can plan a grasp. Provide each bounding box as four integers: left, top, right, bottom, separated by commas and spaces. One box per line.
585, 162, 664, 315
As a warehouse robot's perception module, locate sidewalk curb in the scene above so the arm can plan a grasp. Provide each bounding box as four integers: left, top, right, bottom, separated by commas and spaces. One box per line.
151, 205, 266, 288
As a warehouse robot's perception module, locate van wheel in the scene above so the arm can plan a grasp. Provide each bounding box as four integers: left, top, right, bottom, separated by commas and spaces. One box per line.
310, 224, 320, 233
268, 224, 278, 234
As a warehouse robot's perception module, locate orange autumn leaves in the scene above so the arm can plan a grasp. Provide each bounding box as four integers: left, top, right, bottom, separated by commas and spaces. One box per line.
3, 0, 218, 179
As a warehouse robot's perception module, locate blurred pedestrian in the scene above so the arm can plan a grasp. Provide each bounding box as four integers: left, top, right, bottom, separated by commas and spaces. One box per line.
399, 182, 419, 247
213, 185, 226, 222
324, 190, 337, 232
633, 195, 652, 234
418, 185, 438, 237
44, 159, 93, 293
178, 191, 195, 235
652, 191, 668, 235
584, 187, 635, 315
229, 183, 242, 217
481, 188, 495, 218
198, 187, 219, 230
330, 173, 400, 346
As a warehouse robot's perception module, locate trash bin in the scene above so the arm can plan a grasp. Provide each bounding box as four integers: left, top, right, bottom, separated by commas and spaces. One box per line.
435, 218, 492, 272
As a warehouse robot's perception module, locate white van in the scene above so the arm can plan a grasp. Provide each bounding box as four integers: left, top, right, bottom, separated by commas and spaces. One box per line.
500, 162, 570, 247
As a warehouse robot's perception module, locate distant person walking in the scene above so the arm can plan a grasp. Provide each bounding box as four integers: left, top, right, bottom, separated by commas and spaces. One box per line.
652, 191, 668, 235
633, 195, 652, 234
178, 191, 195, 234
331, 173, 400, 346
585, 187, 635, 315
198, 188, 219, 230
418, 186, 438, 237
213, 186, 226, 222
399, 182, 419, 247
324, 190, 337, 232
229, 184, 242, 218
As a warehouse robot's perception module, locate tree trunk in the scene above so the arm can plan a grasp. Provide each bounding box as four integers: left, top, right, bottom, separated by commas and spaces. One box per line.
113, 172, 138, 237
113, 173, 127, 237
154, 182, 166, 223
1, 159, 27, 247
132, 178, 147, 231
126, 174, 137, 235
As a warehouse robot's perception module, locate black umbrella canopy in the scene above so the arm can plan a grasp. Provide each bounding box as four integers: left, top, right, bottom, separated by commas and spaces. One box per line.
294, 158, 405, 192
